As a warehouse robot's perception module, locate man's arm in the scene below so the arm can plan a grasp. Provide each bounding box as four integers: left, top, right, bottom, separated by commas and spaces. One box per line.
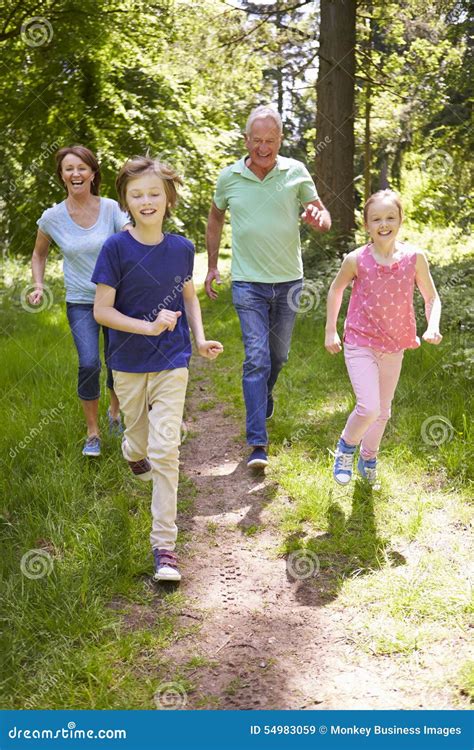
301, 199, 332, 232
204, 202, 226, 300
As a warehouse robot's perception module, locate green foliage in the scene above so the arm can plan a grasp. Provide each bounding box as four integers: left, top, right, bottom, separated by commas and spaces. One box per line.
0, 0, 264, 255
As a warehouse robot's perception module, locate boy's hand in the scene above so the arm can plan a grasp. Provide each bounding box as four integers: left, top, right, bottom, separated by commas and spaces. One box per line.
197, 340, 224, 360
422, 329, 443, 345
325, 330, 342, 354
148, 310, 182, 336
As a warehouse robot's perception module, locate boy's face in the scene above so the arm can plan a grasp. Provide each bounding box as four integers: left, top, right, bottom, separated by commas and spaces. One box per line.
125, 172, 168, 226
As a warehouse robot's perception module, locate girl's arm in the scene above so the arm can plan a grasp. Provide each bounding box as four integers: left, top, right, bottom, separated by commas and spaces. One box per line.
94, 283, 181, 336
182, 280, 223, 360
325, 253, 357, 354
28, 230, 51, 304
415, 251, 442, 345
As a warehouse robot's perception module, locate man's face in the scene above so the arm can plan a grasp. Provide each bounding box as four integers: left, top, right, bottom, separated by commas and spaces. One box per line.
245, 117, 282, 173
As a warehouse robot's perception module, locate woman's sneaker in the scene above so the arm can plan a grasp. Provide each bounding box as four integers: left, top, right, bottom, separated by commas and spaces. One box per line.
357, 456, 377, 484
333, 438, 356, 484
107, 408, 123, 436
153, 549, 181, 582
82, 436, 101, 457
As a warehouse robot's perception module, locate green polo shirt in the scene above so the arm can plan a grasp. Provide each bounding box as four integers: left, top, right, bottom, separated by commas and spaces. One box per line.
213, 155, 318, 283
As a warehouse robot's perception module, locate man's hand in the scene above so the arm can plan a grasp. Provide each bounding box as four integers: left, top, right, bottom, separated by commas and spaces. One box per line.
205, 268, 221, 300
197, 340, 224, 360
301, 202, 331, 232
148, 309, 182, 336
325, 330, 342, 354
422, 329, 443, 345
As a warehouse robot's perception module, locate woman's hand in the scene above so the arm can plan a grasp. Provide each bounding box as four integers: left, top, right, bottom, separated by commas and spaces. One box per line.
325, 330, 342, 354
148, 310, 182, 336
197, 340, 224, 360
27, 287, 44, 305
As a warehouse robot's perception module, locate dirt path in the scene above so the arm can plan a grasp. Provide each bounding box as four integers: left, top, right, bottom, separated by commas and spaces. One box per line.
160, 364, 466, 710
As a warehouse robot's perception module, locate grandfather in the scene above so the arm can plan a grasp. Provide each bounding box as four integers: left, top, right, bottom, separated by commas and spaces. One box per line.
205, 105, 331, 468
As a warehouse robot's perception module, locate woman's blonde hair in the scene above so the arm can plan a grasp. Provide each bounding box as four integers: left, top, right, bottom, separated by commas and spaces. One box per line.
363, 189, 403, 223
115, 155, 183, 219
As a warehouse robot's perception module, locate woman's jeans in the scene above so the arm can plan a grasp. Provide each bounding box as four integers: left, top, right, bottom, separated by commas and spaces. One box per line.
66, 303, 114, 401
232, 279, 302, 446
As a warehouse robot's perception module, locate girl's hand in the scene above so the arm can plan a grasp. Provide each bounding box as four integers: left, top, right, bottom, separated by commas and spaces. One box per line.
422, 329, 443, 345
148, 310, 182, 336
325, 331, 342, 354
197, 340, 224, 360
27, 287, 44, 305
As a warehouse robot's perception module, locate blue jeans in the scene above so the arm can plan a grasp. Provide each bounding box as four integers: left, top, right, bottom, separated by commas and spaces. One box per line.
66, 303, 114, 401
232, 279, 303, 446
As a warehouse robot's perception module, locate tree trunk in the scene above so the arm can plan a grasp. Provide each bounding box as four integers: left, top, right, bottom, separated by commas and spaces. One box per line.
315, 0, 356, 242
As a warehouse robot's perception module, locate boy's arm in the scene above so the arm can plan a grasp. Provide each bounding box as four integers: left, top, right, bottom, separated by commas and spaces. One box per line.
93, 283, 181, 336
183, 280, 223, 359
415, 251, 442, 344
325, 254, 357, 353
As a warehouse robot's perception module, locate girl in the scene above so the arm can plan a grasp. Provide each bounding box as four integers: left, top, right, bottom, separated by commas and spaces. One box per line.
29, 146, 130, 457
92, 156, 223, 581
325, 189, 442, 485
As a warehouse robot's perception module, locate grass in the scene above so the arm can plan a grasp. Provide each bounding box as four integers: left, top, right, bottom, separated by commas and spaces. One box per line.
196, 246, 473, 703
1, 241, 472, 709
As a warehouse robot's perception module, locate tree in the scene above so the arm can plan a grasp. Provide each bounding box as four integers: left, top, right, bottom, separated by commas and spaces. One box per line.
315, 0, 357, 242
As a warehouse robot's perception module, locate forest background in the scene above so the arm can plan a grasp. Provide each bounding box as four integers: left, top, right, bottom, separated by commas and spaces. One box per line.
0, 0, 473, 711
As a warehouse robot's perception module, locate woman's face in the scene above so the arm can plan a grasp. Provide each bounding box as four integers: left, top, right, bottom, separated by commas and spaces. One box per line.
60, 153, 95, 197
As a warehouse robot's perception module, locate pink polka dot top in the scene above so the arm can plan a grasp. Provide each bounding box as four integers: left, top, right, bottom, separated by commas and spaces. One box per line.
344, 242, 420, 353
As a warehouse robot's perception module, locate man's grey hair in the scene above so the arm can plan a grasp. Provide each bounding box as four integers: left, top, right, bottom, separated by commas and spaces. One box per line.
245, 105, 282, 135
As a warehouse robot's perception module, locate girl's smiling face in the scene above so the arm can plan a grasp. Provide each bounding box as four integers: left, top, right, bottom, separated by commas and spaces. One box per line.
125, 172, 168, 226
61, 154, 95, 196
365, 196, 402, 243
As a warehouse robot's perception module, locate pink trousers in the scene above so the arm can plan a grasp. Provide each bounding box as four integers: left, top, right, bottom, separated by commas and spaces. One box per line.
342, 343, 404, 460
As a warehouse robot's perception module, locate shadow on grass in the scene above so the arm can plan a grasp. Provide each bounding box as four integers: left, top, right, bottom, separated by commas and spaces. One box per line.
286, 480, 406, 608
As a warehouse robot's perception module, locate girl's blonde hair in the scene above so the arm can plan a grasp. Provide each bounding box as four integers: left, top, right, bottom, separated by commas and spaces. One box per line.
115, 156, 183, 219
363, 189, 403, 223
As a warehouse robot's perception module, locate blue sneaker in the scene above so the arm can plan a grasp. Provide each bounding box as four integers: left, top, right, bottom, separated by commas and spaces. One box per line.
107, 408, 123, 436
333, 438, 356, 485
266, 394, 274, 420
247, 447, 268, 468
82, 436, 101, 457
357, 456, 377, 484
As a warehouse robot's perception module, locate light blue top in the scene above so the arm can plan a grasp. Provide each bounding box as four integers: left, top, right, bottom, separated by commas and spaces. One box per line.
37, 197, 129, 303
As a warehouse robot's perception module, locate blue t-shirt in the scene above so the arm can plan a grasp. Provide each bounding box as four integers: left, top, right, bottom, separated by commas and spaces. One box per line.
92, 231, 194, 373
37, 197, 129, 303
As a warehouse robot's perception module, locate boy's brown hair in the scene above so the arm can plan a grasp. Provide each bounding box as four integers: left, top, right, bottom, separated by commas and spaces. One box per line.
115, 156, 183, 219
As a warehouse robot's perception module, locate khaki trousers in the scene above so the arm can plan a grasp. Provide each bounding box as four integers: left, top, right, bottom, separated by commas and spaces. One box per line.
113, 368, 189, 550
